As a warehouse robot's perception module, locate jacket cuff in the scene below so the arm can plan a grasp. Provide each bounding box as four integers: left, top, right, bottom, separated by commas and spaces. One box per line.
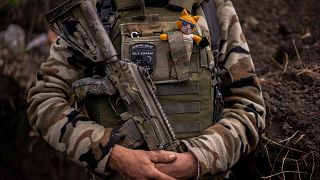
181, 135, 227, 177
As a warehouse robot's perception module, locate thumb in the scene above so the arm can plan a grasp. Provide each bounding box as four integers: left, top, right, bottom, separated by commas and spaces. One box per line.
149, 151, 177, 163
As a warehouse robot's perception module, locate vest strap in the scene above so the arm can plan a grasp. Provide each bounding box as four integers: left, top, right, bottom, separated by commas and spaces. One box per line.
190, 57, 199, 73
200, 48, 208, 68
99, 0, 115, 33
201, 0, 219, 56
113, 0, 205, 12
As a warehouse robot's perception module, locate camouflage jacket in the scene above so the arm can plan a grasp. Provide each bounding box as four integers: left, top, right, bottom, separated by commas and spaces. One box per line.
27, 0, 266, 178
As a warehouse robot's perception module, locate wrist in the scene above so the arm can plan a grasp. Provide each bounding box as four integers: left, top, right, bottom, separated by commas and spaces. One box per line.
106, 129, 125, 171
184, 151, 199, 179
195, 159, 201, 180
107, 145, 126, 170
185, 151, 201, 179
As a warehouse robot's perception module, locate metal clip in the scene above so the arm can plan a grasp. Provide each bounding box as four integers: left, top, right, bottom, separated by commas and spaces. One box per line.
131, 32, 140, 38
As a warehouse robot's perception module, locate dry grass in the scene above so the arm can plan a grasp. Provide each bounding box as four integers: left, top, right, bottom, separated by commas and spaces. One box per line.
260, 132, 319, 180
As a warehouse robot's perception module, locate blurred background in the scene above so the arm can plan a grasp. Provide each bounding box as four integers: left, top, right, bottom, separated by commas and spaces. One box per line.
0, 0, 319, 179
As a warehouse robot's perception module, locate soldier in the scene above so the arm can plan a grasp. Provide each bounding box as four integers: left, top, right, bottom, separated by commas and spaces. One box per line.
27, 0, 266, 179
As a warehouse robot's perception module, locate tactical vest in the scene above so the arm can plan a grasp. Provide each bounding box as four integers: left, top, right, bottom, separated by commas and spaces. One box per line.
84, 0, 221, 141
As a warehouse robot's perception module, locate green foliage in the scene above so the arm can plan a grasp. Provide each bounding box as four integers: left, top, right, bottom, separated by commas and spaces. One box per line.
9, 0, 25, 6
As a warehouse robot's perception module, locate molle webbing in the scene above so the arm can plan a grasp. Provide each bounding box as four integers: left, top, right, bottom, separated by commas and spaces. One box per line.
91, 4, 215, 140
162, 102, 200, 115
171, 121, 201, 133
156, 48, 213, 139
156, 83, 199, 96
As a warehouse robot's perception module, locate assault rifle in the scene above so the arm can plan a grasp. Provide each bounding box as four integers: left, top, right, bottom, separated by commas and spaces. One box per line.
45, 0, 182, 152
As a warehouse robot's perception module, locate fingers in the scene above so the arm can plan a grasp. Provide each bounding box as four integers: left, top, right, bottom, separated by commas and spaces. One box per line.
149, 167, 177, 180
149, 151, 177, 163
155, 163, 170, 173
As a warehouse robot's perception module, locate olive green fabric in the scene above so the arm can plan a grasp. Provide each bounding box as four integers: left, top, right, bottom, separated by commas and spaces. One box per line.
87, 7, 214, 141
113, 0, 140, 11
113, 0, 206, 12
85, 95, 123, 128
26, 0, 266, 178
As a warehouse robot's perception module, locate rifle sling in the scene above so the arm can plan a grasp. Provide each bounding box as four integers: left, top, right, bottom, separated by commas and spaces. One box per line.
99, 0, 115, 33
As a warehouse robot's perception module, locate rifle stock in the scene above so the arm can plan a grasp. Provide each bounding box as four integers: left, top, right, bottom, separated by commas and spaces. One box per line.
45, 0, 182, 152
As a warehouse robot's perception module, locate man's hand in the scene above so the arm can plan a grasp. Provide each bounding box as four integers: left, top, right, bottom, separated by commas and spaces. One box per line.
108, 145, 177, 180
156, 151, 198, 180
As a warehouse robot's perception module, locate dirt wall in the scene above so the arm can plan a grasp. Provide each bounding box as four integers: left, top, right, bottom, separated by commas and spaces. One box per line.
0, 0, 319, 179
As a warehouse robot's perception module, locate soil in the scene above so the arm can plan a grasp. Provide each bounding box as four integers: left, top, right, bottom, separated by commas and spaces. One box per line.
232, 0, 320, 179
0, 0, 319, 179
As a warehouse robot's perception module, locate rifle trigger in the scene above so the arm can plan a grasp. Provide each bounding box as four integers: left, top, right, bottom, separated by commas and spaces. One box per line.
115, 97, 122, 106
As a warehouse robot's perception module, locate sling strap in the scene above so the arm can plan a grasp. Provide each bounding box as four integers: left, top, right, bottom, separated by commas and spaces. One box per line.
202, 0, 225, 123
201, 0, 219, 60
98, 0, 115, 33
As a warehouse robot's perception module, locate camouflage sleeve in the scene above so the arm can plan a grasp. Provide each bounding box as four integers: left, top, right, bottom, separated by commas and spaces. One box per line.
27, 38, 118, 175
182, 0, 266, 177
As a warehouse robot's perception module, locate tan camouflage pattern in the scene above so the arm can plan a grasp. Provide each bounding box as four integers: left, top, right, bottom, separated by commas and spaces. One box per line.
181, 0, 266, 177
27, 0, 266, 178
27, 38, 115, 174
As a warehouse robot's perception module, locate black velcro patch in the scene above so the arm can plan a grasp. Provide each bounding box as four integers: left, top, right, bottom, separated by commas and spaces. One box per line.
130, 43, 156, 74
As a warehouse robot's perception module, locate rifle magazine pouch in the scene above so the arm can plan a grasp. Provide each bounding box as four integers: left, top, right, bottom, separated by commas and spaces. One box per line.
120, 22, 193, 83
167, 31, 192, 82
118, 118, 145, 149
